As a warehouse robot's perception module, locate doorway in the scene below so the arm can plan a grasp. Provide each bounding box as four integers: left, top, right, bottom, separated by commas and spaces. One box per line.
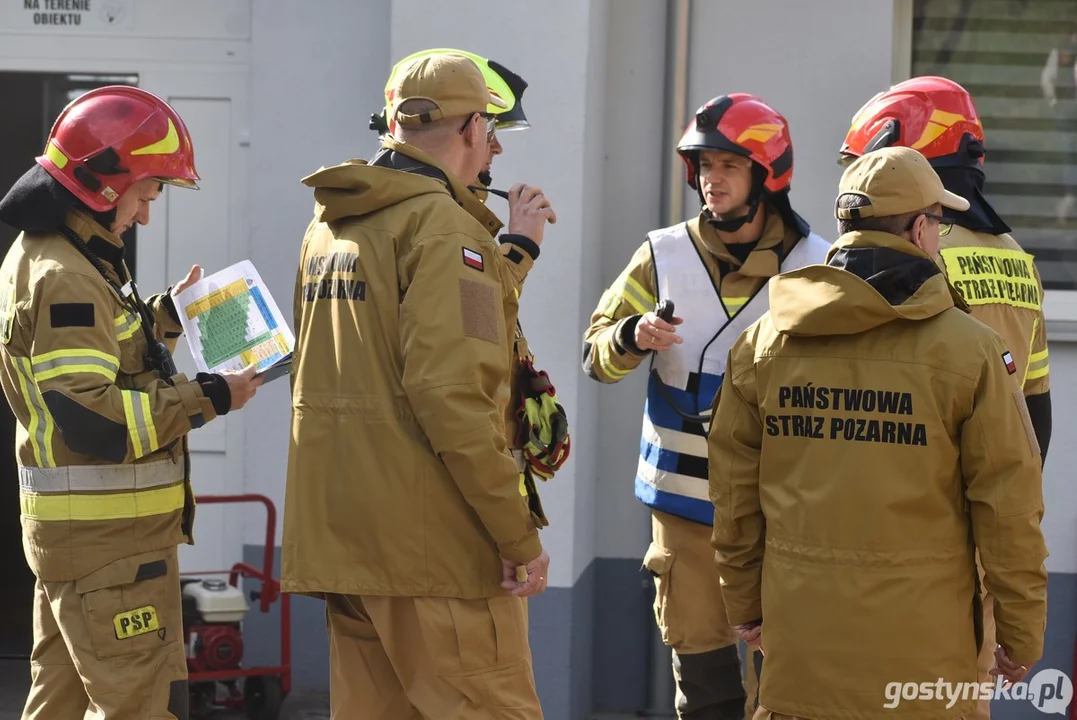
0, 71, 139, 658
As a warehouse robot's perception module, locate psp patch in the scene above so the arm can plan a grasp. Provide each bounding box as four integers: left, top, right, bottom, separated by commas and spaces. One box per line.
1002, 351, 1016, 375
113, 605, 160, 640
462, 247, 485, 272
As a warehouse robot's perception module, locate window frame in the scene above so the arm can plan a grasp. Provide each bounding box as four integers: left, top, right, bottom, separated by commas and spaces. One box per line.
893, 0, 1077, 326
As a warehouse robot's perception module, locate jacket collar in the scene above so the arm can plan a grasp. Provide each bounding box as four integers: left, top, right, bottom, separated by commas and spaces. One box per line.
688, 205, 791, 278
65, 209, 128, 281
826, 230, 970, 313
377, 137, 504, 237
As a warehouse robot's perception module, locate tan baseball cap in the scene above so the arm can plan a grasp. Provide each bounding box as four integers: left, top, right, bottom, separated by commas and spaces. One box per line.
389, 53, 508, 126
835, 146, 970, 220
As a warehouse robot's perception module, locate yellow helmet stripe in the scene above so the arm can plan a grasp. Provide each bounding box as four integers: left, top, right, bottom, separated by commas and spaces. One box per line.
44, 141, 69, 169
130, 118, 179, 156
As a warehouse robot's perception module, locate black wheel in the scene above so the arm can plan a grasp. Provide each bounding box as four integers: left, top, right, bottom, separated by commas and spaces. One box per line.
244, 676, 283, 720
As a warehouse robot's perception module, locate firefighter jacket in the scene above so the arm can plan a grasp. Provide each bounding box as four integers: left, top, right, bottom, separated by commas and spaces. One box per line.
282, 138, 543, 600
0, 209, 224, 582
582, 206, 830, 525
935, 225, 1049, 396
708, 229, 1048, 720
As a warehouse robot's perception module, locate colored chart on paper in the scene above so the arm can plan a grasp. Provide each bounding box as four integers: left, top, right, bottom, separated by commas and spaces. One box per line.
173, 260, 295, 382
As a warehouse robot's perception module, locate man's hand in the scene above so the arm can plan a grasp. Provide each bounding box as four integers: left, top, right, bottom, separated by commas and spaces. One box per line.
218, 363, 264, 411
635, 311, 683, 352
990, 645, 1030, 686
501, 550, 550, 598
733, 621, 764, 655
507, 184, 557, 247
173, 265, 203, 295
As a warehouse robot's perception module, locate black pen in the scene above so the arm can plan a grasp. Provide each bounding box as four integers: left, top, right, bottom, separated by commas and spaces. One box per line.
468, 185, 510, 199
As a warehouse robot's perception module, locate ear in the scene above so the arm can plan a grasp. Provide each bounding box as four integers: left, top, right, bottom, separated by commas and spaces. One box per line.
461, 114, 480, 149
911, 214, 929, 251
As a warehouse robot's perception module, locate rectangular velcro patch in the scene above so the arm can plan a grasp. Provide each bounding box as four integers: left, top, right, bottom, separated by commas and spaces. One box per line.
459, 278, 499, 344
50, 303, 94, 328
134, 559, 167, 582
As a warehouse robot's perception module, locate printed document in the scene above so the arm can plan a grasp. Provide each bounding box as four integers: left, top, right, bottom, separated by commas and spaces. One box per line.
172, 260, 294, 383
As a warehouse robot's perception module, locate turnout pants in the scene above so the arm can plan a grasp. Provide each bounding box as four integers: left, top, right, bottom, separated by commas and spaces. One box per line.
21, 546, 189, 720
325, 593, 542, 719
644, 510, 750, 720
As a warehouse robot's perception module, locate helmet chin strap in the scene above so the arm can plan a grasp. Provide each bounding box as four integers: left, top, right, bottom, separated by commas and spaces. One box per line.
702, 163, 768, 233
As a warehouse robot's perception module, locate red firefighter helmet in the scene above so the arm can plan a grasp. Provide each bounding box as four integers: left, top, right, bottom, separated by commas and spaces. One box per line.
838, 76, 985, 167
677, 94, 795, 194
36, 85, 200, 213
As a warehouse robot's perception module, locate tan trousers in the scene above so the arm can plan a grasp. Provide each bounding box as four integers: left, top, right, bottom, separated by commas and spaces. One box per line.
644, 510, 751, 719
21, 546, 189, 719
325, 593, 542, 719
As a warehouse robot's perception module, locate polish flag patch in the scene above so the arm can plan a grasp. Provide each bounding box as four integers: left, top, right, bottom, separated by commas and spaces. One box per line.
1002, 351, 1016, 375
462, 247, 484, 272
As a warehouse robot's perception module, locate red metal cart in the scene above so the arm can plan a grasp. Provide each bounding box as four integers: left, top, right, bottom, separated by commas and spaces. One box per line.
181, 494, 292, 720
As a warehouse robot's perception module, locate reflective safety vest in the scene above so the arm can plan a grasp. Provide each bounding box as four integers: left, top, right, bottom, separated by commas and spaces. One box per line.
635, 222, 832, 524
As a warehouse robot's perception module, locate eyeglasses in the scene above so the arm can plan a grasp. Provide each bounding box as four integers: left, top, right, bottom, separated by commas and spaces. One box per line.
460, 112, 496, 141
910, 212, 953, 236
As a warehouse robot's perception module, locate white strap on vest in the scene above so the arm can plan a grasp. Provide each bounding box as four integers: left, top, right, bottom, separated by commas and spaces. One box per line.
649, 223, 832, 392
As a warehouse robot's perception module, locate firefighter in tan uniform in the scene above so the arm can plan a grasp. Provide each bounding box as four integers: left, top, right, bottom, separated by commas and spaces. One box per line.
0, 87, 261, 719
371, 48, 568, 530
838, 76, 1052, 720
709, 146, 1048, 720
282, 53, 556, 718
582, 94, 831, 720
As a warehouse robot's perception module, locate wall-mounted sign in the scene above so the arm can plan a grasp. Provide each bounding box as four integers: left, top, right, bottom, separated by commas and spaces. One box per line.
4, 0, 134, 33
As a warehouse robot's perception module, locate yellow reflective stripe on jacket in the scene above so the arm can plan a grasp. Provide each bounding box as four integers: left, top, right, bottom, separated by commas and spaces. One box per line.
31, 348, 119, 382
621, 276, 656, 315
114, 311, 142, 342
121, 390, 160, 458
939, 247, 1041, 310
18, 458, 179, 494
596, 339, 632, 380
11, 357, 55, 468
20, 483, 184, 521
1027, 347, 1049, 381
723, 297, 750, 317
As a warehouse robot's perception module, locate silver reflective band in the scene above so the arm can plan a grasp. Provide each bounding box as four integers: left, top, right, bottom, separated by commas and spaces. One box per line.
115, 313, 140, 338
32, 354, 119, 377
19, 458, 181, 494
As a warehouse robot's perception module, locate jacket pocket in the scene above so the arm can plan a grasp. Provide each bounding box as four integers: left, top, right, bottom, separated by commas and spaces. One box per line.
642, 541, 682, 647
75, 548, 180, 660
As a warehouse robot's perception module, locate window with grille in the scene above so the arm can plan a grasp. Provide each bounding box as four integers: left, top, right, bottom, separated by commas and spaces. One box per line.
913, 0, 1077, 294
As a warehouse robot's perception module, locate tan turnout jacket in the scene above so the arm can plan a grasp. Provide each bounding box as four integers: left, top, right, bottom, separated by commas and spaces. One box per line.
708, 230, 1048, 720
282, 140, 542, 599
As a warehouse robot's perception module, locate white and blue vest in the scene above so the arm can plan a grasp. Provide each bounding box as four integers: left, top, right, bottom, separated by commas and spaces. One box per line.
634, 222, 832, 525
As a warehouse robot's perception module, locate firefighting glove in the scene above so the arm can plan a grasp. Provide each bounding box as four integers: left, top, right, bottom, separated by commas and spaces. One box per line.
514, 359, 571, 481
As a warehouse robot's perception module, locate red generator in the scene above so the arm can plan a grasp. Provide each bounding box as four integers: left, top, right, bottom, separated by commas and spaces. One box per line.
180, 494, 292, 720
